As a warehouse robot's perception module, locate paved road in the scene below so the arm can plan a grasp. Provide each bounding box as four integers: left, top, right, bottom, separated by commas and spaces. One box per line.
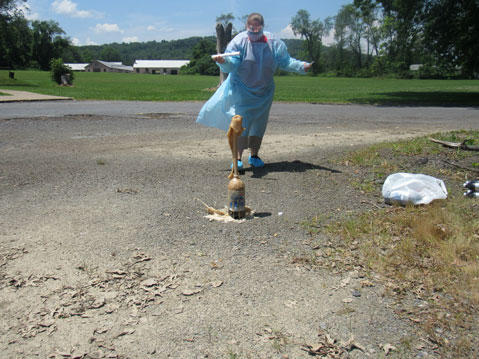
2, 99, 478, 225
1, 100, 478, 358
0, 99, 477, 125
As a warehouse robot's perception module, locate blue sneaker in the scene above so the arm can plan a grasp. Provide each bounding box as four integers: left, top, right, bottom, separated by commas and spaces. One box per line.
248, 155, 264, 168
230, 160, 243, 170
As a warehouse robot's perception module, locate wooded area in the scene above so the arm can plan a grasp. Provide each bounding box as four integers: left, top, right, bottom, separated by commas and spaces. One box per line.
1, 0, 478, 78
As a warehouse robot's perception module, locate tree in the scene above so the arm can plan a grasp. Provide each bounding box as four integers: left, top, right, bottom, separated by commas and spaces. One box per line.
181, 39, 218, 76
216, 13, 235, 29
60, 45, 84, 63
290, 9, 332, 74
0, 0, 25, 13
377, 0, 424, 68
424, 0, 479, 78
0, 0, 30, 68
0, 12, 31, 68
354, 0, 382, 64
50, 58, 74, 84
100, 46, 122, 62
77, 37, 212, 66
335, 5, 365, 70
31, 20, 70, 70
333, 6, 348, 70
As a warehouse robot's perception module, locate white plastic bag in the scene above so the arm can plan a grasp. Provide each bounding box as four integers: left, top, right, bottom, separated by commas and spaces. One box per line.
382, 173, 448, 205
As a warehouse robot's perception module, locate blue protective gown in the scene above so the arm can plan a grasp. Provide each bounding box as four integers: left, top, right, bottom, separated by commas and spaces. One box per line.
196, 31, 307, 137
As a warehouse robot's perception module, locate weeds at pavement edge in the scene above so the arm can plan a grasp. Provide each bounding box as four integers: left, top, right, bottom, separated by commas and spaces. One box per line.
304, 130, 479, 358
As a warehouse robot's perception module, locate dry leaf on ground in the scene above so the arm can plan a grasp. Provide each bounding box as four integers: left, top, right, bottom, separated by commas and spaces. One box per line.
182, 289, 201, 296
381, 343, 397, 355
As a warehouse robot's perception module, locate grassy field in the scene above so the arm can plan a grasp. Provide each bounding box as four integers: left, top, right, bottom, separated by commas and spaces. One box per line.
1, 69, 478, 105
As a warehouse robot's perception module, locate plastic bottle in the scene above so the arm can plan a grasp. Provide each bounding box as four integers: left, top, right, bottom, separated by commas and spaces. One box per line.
464, 190, 479, 198
228, 175, 245, 219
463, 180, 479, 191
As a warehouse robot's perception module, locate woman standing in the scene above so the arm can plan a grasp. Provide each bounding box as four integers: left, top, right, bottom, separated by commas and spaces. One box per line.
196, 13, 311, 169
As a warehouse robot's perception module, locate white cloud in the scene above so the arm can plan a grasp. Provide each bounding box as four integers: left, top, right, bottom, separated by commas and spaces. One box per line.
93, 23, 124, 34
18, 3, 39, 20
147, 25, 155, 31
278, 24, 336, 46
122, 36, 139, 43
323, 30, 336, 46
277, 25, 301, 39
51, 0, 98, 18
86, 37, 98, 45
71, 37, 81, 46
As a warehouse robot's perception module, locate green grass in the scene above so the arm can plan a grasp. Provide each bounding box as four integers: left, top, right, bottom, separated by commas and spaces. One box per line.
337, 130, 479, 193
322, 198, 479, 357
0, 70, 217, 101
339, 130, 479, 168
1, 70, 478, 105
280, 76, 479, 106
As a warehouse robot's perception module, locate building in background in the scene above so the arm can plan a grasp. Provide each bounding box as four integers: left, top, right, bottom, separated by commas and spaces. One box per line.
409, 64, 424, 71
65, 63, 89, 71
85, 61, 133, 73
133, 60, 190, 75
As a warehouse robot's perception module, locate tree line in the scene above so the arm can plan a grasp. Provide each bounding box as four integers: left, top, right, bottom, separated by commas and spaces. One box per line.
70, 37, 217, 66
1, 0, 478, 78
1, 0, 70, 70
289, 1, 478, 78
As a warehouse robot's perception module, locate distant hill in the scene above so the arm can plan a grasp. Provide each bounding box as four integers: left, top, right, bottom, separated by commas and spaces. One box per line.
75, 37, 215, 66
72, 37, 305, 66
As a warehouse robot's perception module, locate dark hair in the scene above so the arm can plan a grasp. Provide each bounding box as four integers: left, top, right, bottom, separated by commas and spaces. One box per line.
247, 13, 264, 26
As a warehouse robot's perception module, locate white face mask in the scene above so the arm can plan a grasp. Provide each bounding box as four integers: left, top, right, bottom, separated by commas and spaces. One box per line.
247, 29, 264, 41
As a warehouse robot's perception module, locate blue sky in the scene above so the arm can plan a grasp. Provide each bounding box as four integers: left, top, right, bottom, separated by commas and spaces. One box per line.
21, 0, 352, 46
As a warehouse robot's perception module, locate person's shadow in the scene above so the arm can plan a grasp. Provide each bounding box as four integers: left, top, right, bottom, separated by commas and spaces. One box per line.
223, 160, 341, 218
242, 160, 342, 179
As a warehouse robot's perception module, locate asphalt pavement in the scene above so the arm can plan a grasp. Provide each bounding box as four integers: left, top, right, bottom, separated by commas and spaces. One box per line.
1, 94, 478, 358
1, 98, 478, 129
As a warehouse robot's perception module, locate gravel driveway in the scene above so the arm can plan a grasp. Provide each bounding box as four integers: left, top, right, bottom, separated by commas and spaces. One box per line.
1, 101, 478, 358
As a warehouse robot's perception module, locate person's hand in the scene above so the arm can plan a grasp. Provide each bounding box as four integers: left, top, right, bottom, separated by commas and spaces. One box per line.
304, 62, 312, 72
213, 55, 225, 64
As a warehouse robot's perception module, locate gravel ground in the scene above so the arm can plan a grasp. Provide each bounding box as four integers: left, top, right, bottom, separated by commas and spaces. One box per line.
1, 103, 478, 358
